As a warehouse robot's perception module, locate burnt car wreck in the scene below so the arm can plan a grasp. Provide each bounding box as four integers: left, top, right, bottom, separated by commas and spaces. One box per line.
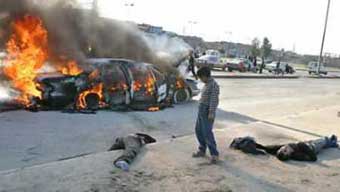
33, 58, 199, 112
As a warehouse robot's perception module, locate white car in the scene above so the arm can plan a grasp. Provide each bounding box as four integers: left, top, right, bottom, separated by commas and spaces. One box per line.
265, 62, 295, 74
266, 62, 288, 72
308, 61, 328, 75
196, 50, 227, 70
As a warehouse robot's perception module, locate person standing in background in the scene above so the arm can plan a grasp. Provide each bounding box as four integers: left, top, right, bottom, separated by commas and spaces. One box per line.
188, 51, 197, 80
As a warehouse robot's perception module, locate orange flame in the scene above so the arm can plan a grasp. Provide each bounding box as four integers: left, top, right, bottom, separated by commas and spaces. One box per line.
145, 73, 156, 96
58, 60, 83, 76
2, 15, 83, 106
88, 69, 100, 81
77, 83, 104, 109
176, 78, 185, 89
148, 106, 160, 112
110, 82, 128, 92
3, 15, 48, 105
133, 81, 143, 92
121, 83, 128, 90
133, 72, 155, 95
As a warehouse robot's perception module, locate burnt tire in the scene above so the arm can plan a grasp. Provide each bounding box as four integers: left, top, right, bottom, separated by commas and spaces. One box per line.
85, 93, 100, 110
173, 88, 190, 104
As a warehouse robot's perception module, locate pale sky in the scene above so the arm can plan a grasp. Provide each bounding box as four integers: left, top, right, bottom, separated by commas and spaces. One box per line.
80, 0, 339, 55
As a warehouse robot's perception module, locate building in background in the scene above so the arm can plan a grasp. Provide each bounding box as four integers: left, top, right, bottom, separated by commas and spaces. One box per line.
138, 24, 164, 34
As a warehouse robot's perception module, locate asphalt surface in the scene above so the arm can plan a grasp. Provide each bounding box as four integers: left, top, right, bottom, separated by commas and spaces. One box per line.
1, 76, 340, 171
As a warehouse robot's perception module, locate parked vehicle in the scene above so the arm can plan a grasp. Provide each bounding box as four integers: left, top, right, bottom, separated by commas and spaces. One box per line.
257, 58, 272, 64
35, 58, 200, 111
308, 61, 328, 75
266, 61, 295, 74
226, 59, 248, 72
196, 50, 227, 70
240, 58, 257, 72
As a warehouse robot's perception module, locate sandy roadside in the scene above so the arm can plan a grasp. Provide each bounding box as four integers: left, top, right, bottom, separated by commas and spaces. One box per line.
0, 120, 339, 192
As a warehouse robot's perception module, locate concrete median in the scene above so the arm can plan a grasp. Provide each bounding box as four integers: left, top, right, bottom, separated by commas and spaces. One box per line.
212, 74, 300, 79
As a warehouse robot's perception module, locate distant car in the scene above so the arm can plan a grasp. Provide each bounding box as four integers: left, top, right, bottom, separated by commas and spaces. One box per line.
308, 61, 328, 75
226, 59, 248, 72
257, 58, 272, 65
266, 61, 282, 72
240, 58, 257, 72
35, 58, 199, 111
196, 50, 227, 70
266, 62, 295, 74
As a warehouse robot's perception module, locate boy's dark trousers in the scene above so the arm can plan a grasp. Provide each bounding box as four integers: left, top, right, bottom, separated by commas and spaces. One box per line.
195, 104, 219, 156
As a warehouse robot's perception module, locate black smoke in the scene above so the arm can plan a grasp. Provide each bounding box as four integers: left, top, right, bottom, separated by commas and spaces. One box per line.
0, 0, 191, 71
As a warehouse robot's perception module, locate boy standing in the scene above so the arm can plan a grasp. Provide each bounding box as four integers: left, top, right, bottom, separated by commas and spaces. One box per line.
193, 67, 220, 163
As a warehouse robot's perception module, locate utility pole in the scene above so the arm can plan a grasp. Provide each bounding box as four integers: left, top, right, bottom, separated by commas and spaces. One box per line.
224, 31, 232, 57
188, 21, 198, 36
92, 0, 99, 17
124, 1, 135, 21
317, 0, 331, 74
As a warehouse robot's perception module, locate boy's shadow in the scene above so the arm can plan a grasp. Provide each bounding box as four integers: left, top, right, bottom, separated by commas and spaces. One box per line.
216, 109, 258, 124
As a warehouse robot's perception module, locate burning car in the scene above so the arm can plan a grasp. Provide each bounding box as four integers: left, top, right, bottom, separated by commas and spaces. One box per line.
1, 14, 198, 112
35, 58, 199, 111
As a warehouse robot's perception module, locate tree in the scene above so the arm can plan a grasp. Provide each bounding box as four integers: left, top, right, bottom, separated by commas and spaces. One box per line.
250, 38, 261, 57
261, 37, 272, 59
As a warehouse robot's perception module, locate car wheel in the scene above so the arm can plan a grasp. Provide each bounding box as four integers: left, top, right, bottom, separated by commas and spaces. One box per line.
84, 93, 100, 110
228, 68, 233, 72
173, 88, 190, 104
309, 71, 312, 75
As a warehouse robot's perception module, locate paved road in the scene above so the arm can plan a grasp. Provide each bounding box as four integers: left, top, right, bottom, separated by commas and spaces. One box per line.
0, 77, 340, 171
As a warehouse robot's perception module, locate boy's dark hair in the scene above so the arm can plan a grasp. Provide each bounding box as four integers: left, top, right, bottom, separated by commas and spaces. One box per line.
197, 67, 211, 78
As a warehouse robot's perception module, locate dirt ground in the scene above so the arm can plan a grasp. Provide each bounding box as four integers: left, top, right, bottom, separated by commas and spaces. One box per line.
93, 124, 340, 192
1, 120, 340, 192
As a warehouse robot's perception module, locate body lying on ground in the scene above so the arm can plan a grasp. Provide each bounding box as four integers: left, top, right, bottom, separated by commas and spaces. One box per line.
230, 135, 338, 161
108, 133, 156, 171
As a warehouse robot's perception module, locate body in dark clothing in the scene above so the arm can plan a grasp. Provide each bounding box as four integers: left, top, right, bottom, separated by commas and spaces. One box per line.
230, 135, 338, 161
257, 142, 317, 161
109, 133, 156, 165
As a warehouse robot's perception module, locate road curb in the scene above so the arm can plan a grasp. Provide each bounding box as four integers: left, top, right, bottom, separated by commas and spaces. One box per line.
212, 75, 300, 79
305, 76, 340, 79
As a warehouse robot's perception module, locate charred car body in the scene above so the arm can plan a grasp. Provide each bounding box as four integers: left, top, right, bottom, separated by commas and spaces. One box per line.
34, 58, 199, 111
